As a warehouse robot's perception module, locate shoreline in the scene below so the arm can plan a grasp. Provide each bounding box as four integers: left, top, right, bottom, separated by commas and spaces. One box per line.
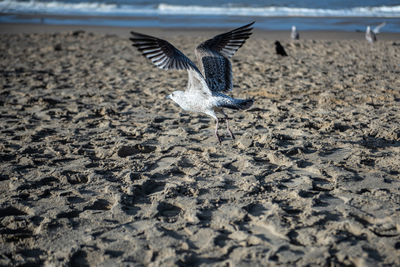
1, 22, 400, 40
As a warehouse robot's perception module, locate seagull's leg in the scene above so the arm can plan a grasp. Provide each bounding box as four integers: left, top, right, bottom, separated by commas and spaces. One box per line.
226, 119, 235, 140
221, 110, 235, 140
215, 118, 222, 144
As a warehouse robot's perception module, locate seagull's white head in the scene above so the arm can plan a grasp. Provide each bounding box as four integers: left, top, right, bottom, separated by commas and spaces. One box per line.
292, 25, 296, 31
366, 26, 371, 33
167, 91, 187, 109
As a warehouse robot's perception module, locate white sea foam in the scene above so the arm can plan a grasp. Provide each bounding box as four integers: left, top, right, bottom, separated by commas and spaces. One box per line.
0, 0, 154, 15
0, 0, 399, 17
158, 4, 400, 17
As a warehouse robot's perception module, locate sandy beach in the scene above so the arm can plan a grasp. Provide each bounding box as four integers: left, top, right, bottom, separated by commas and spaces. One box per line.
1, 24, 400, 266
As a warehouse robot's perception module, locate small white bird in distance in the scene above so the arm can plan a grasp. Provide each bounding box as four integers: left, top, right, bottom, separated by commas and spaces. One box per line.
291, 25, 299, 40
366, 22, 386, 44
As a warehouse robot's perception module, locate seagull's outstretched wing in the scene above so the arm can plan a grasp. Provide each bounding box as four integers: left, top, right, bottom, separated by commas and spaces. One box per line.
373, 22, 386, 34
195, 22, 254, 93
130, 31, 210, 95
199, 21, 255, 59
130, 31, 201, 73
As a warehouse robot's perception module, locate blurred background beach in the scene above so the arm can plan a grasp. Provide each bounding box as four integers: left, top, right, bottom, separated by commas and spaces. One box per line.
0, 0, 399, 33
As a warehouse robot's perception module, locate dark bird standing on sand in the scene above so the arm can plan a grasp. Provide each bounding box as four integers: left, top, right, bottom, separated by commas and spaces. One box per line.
130, 22, 255, 143
275, 41, 288, 56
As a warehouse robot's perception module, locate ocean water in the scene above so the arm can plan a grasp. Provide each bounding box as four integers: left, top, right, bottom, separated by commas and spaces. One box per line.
0, 0, 399, 32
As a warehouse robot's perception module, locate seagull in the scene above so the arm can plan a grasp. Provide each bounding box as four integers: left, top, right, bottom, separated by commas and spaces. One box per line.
366, 22, 386, 44
275, 41, 288, 56
291, 25, 299, 40
129, 22, 255, 143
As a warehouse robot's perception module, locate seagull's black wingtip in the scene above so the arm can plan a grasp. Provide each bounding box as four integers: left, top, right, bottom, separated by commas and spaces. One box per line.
245, 21, 256, 29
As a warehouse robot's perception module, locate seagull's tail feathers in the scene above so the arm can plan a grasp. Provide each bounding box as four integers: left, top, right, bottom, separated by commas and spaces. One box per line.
236, 98, 254, 110
219, 97, 254, 110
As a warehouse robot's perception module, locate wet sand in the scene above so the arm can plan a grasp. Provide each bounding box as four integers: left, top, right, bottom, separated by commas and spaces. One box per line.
1, 24, 400, 266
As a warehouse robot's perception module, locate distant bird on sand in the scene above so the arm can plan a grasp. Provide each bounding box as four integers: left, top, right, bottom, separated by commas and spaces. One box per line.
275, 41, 288, 56
130, 22, 255, 143
291, 25, 299, 40
366, 22, 386, 43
